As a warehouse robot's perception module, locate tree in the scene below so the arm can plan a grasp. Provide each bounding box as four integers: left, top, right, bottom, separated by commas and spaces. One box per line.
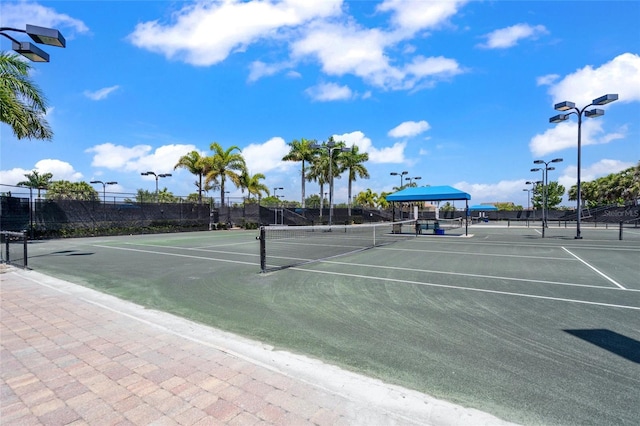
240, 171, 269, 200
341, 144, 369, 216
376, 191, 391, 209
282, 138, 317, 208
205, 142, 246, 208
134, 189, 155, 203
354, 189, 377, 208
174, 151, 208, 204
46, 181, 99, 201
0, 52, 53, 140
17, 170, 53, 197
569, 162, 640, 207
157, 187, 179, 203
533, 181, 565, 210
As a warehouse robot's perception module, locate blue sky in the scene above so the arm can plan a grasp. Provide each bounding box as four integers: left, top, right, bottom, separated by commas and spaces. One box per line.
1, 0, 639, 208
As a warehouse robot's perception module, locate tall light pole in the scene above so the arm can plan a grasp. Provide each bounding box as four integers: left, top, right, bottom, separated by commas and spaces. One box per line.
533, 158, 563, 233
311, 141, 350, 225
405, 176, 422, 187
90, 180, 117, 220
390, 171, 408, 221
525, 180, 542, 219
1, 24, 66, 62
273, 187, 283, 199
90, 180, 118, 203
549, 94, 618, 239
141, 171, 171, 203
390, 171, 408, 189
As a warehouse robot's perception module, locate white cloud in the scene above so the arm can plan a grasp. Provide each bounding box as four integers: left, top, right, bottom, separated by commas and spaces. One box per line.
305, 82, 353, 101
127, 0, 467, 92
242, 137, 292, 174
84, 85, 120, 101
536, 74, 559, 86
546, 53, 640, 107
1, 1, 89, 35
388, 120, 430, 138
478, 23, 548, 49
292, 21, 463, 91
85, 143, 197, 173
0, 167, 33, 187
455, 179, 529, 203
34, 159, 83, 181
333, 131, 406, 163
529, 120, 627, 157
558, 159, 635, 192
377, 0, 468, 34
127, 0, 342, 66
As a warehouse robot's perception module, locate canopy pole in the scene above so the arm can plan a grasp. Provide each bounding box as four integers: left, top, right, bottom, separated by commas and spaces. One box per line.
465, 200, 469, 236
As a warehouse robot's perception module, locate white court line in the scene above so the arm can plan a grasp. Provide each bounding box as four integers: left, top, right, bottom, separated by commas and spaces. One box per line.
561, 247, 626, 290
93, 244, 257, 266
322, 260, 639, 292
292, 268, 640, 311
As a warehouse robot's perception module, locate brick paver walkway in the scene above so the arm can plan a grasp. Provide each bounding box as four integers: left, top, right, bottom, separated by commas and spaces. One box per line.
1, 267, 511, 425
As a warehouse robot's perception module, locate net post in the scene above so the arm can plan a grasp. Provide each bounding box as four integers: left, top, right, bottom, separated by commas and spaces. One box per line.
259, 226, 266, 272
619, 221, 623, 241
4, 234, 9, 264
22, 230, 28, 268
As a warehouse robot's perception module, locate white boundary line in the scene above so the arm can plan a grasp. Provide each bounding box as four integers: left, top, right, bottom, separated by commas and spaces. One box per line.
292, 268, 639, 311
561, 247, 626, 289
93, 244, 257, 266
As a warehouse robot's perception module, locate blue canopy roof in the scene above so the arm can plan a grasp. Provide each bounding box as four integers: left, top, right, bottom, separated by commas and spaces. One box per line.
469, 204, 498, 211
386, 185, 471, 202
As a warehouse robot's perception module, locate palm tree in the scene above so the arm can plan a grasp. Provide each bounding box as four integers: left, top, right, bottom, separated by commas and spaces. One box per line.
240, 171, 269, 201
305, 148, 329, 216
17, 170, 53, 197
341, 144, 369, 216
174, 151, 208, 204
282, 138, 317, 208
0, 52, 53, 140
205, 142, 246, 208
355, 189, 377, 208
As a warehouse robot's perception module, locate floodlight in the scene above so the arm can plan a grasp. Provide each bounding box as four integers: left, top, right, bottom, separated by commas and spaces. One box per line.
592, 94, 618, 105
26, 24, 66, 47
549, 114, 569, 123
554, 101, 575, 111
551, 158, 563, 163
585, 109, 605, 118
12, 41, 49, 62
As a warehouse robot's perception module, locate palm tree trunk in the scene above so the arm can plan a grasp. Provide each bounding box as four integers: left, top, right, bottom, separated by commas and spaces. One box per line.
348, 177, 352, 217
319, 183, 324, 218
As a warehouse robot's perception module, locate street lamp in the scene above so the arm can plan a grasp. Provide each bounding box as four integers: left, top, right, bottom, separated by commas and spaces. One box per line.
405, 176, 422, 187
90, 180, 118, 203
532, 158, 563, 234
1, 24, 66, 62
141, 171, 171, 203
311, 141, 351, 225
390, 171, 409, 189
273, 187, 283, 198
549, 94, 618, 239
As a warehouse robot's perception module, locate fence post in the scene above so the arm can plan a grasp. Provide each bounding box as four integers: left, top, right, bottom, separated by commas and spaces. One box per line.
259, 226, 266, 272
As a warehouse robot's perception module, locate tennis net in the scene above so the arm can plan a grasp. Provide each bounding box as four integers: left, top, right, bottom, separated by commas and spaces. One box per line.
258, 220, 416, 272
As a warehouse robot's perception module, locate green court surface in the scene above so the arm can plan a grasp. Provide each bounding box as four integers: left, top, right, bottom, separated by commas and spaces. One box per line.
25, 225, 640, 425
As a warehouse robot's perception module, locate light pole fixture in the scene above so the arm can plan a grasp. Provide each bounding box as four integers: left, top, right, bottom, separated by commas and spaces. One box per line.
273, 187, 283, 198
549, 94, 618, 239
90, 180, 118, 203
405, 176, 422, 187
533, 158, 563, 234
311, 140, 351, 225
0, 24, 66, 62
141, 171, 171, 203
390, 171, 409, 189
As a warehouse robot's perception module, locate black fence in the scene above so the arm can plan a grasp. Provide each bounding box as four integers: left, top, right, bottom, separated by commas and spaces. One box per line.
1, 194, 637, 239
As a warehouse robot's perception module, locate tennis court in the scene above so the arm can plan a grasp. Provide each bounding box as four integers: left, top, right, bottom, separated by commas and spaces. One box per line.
24, 223, 640, 425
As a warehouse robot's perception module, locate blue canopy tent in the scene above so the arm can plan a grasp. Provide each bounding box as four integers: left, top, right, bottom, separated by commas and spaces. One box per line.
469, 204, 498, 211
386, 185, 471, 235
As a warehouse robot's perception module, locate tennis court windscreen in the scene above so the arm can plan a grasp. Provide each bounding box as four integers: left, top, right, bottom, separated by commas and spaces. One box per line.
259, 220, 416, 272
